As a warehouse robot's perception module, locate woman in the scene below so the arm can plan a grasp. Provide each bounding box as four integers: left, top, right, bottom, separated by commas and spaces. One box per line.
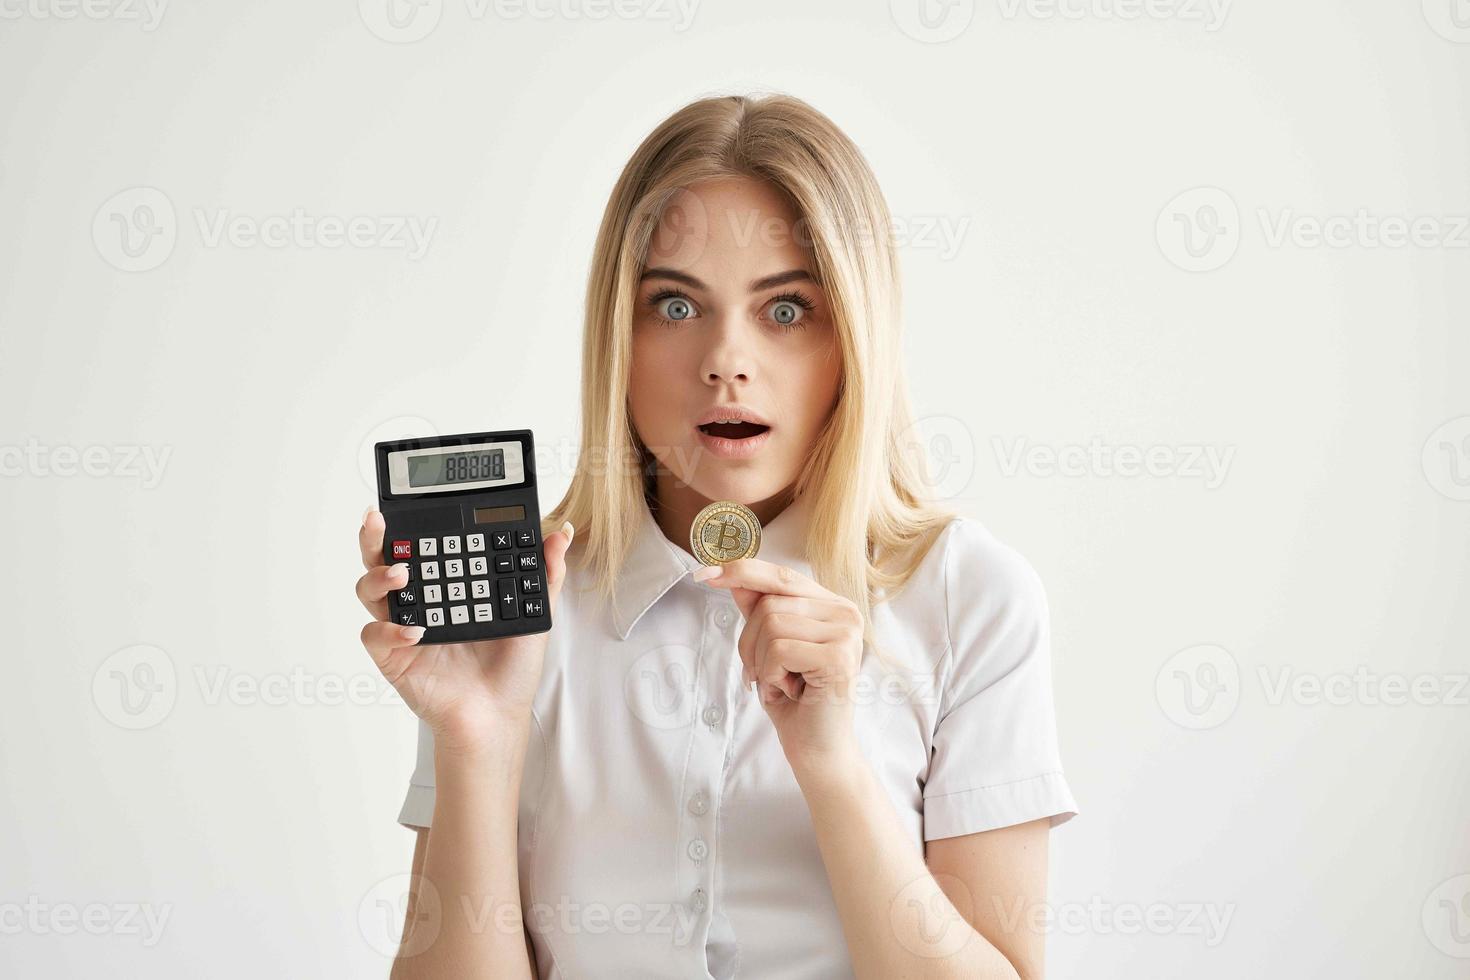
355, 93, 1077, 979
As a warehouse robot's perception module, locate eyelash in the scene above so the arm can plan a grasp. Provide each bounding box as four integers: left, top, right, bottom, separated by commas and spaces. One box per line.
645, 288, 816, 332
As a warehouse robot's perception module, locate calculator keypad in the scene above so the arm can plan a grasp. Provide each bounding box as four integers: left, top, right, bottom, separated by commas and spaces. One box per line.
388, 524, 548, 638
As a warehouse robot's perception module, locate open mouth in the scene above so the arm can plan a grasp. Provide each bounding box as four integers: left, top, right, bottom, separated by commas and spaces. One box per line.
697, 420, 771, 440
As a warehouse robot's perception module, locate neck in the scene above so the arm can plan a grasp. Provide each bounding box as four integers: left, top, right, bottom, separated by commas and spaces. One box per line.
648, 469, 795, 553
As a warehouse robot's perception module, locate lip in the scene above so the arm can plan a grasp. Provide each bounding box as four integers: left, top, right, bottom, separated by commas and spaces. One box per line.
695, 405, 773, 428
696, 425, 774, 460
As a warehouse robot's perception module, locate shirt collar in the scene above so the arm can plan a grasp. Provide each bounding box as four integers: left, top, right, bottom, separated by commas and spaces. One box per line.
612, 492, 815, 640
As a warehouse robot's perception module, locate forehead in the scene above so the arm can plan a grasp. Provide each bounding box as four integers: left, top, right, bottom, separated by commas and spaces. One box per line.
645, 177, 815, 281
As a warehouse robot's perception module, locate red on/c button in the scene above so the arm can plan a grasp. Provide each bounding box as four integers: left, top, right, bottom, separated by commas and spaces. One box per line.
391, 540, 413, 560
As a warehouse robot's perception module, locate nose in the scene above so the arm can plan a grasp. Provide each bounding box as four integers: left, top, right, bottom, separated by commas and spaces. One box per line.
699, 312, 754, 386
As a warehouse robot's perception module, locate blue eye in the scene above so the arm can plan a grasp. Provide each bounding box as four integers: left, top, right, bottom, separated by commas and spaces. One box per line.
771, 301, 802, 326
648, 291, 698, 325
765, 291, 815, 332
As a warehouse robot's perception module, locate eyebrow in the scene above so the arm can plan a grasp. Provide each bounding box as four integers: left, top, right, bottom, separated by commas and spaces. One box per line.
639, 267, 816, 292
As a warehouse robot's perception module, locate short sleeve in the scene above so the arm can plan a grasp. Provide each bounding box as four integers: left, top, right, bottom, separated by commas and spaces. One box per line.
397, 716, 436, 830
922, 518, 1079, 841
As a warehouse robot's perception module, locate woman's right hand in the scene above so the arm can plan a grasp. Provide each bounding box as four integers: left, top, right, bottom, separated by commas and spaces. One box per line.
355, 508, 575, 754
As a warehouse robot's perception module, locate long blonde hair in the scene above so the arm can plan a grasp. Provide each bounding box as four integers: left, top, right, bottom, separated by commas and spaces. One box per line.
543, 92, 958, 669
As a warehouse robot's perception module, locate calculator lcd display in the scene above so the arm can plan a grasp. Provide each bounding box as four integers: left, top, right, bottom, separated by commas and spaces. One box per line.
385, 439, 526, 496
409, 449, 505, 488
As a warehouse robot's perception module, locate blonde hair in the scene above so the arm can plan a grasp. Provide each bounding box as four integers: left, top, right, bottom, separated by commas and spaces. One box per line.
543, 92, 958, 670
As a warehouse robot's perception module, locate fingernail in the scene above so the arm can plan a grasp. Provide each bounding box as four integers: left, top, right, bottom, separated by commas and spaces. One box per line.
692, 566, 720, 583
402, 625, 426, 642
562, 520, 575, 544
361, 506, 374, 526
391, 563, 409, 579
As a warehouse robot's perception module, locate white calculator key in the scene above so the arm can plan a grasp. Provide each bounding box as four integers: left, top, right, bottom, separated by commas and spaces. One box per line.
469, 556, 488, 576
473, 603, 494, 622
447, 582, 466, 602
450, 605, 469, 625
444, 559, 464, 578
421, 561, 440, 581
425, 607, 445, 627
471, 579, 490, 599
418, 538, 437, 557
423, 584, 442, 604
466, 533, 485, 553
443, 536, 461, 554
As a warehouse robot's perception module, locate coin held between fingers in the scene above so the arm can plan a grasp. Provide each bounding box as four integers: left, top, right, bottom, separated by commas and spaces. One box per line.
690, 500, 762, 566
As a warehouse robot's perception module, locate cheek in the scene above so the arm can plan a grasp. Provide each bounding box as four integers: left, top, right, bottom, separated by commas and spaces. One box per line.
629, 330, 688, 431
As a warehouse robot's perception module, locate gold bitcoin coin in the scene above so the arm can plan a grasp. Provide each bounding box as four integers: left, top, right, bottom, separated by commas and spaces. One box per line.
690, 500, 762, 566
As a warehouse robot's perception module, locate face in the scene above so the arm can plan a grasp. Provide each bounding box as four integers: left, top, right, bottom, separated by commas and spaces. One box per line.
628, 177, 842, 527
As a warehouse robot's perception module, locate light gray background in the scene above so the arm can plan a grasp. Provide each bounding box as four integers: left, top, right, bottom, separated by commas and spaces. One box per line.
1, 0, 1467, 976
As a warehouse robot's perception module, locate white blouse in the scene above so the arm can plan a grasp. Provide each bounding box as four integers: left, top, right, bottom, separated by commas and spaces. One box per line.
397, 491, 1078, 979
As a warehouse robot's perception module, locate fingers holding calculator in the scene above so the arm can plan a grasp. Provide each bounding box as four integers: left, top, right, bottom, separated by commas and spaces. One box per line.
354, 429, 573, 746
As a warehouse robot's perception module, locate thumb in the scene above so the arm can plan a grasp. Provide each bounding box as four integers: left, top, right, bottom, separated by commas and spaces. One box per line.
544, 520, 575, 615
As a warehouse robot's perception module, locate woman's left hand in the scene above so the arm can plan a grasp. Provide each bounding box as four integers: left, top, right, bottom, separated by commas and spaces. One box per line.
693, 559, 865, 776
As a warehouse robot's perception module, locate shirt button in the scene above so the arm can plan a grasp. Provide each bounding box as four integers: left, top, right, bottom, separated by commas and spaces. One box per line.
702, 705, 724, 728
715, 608, 733, 629
691, 888, 707, 913
687, 791, 709, 816
688, 838, 708, 861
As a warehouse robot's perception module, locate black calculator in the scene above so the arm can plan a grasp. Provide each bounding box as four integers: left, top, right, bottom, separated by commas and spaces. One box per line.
374, 429, 551, 644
